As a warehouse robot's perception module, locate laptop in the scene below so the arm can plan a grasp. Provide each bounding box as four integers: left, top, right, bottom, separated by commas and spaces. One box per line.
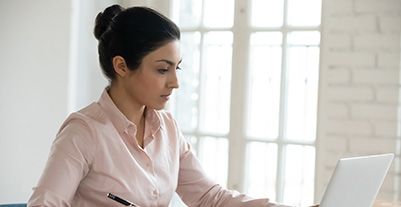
320, 153, 394, 207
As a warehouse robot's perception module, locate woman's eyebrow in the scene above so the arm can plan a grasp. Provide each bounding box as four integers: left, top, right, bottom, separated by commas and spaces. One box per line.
155, 59, 182, 66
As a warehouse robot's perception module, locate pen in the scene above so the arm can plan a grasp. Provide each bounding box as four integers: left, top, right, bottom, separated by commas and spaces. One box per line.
107, 193, 139, 206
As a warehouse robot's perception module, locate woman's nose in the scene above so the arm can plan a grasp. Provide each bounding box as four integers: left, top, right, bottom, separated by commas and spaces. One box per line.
167, 72, 179, 89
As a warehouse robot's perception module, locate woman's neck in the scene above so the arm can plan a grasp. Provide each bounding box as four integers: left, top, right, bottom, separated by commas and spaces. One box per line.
108, 85, 145, 126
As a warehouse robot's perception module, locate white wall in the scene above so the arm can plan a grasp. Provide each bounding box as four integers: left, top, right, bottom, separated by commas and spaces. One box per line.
0, 0, 165, 204
69, 0, 114, 112
0, 0, 71, 203
316, 0, 401, 202
0, 0, 116, 203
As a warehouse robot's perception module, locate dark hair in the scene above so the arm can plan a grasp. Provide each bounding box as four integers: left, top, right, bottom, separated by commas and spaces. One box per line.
94, 5, 181, 80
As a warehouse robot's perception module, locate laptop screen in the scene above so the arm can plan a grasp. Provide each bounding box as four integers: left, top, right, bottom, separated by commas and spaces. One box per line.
320, 153, 394, 207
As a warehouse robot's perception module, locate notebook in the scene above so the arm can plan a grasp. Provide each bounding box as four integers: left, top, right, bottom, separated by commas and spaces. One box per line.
320, 153, 394, 207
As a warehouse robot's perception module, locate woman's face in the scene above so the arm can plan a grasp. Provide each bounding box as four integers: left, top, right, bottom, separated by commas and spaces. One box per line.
121, 40, 181, 110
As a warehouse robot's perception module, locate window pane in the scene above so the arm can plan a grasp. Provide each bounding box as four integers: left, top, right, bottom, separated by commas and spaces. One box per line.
174, 32, 201, 132
287, 0, 322, 26
244, 142, 278, 199
246, 32, 282, 139
284, 32, 320, 142
186, 135, 198, 155
282, 145, 315, 206
203, 0, 234, 28
176, 0, 202, 28
288, 31, 320, 45
198, 136, 229, 187
251, 0, 284, 27
199, 32, 233, 134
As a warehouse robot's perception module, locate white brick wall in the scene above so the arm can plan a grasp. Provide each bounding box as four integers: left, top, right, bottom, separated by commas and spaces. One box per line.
354, 0, 401, 13
317, 0, 401, 202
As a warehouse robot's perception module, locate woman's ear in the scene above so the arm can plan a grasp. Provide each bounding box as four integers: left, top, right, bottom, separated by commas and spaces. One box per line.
112, 56, 129, 77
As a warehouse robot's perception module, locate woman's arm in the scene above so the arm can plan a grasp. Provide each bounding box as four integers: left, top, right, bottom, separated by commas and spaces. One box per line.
175, 133, 289, 207
28, 119, 94, 207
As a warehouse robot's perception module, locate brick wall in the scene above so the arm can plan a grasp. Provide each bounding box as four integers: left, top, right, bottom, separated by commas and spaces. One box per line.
317, 0, 401, 202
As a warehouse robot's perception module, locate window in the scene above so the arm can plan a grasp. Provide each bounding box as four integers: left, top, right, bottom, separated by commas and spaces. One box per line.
170, 0, 321, 206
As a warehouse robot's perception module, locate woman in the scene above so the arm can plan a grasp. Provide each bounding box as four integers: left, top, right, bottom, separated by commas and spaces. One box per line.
28, 5, 317, 207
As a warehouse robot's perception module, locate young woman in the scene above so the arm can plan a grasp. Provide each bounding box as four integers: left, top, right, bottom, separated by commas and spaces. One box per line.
28, 5, 317, 207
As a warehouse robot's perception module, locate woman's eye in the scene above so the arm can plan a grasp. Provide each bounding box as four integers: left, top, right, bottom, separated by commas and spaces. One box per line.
176, 66, 182, 70
158, 69, 168, 74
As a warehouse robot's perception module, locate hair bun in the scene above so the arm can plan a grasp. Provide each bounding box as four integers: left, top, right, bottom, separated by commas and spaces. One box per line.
94, 4, 124, 40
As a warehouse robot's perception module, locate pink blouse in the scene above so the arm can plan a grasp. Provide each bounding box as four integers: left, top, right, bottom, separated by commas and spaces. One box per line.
28, 89, 285, 207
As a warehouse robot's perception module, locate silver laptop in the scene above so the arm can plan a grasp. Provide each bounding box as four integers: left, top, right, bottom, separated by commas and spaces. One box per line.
320, 153, 394, 207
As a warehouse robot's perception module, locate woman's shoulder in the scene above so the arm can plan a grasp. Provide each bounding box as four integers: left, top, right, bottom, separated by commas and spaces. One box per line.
155, 109, 174, 120
53, 103, 104, 162
151, 109, 179, 130
59, 102, 109, 134
69, 102, 108, 123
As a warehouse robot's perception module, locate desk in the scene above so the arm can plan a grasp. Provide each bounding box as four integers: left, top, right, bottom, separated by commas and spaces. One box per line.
374, 201, 401, 207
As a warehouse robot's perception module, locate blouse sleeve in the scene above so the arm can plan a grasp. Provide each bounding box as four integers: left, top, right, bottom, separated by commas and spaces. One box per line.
175, 130, 290, 207
28, 119, 95, 207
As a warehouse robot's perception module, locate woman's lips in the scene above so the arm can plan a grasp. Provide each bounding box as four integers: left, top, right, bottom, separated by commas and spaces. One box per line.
161, 94, 171, 101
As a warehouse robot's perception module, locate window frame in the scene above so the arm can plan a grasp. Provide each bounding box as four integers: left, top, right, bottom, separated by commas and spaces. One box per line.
166, 0, 321, 204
